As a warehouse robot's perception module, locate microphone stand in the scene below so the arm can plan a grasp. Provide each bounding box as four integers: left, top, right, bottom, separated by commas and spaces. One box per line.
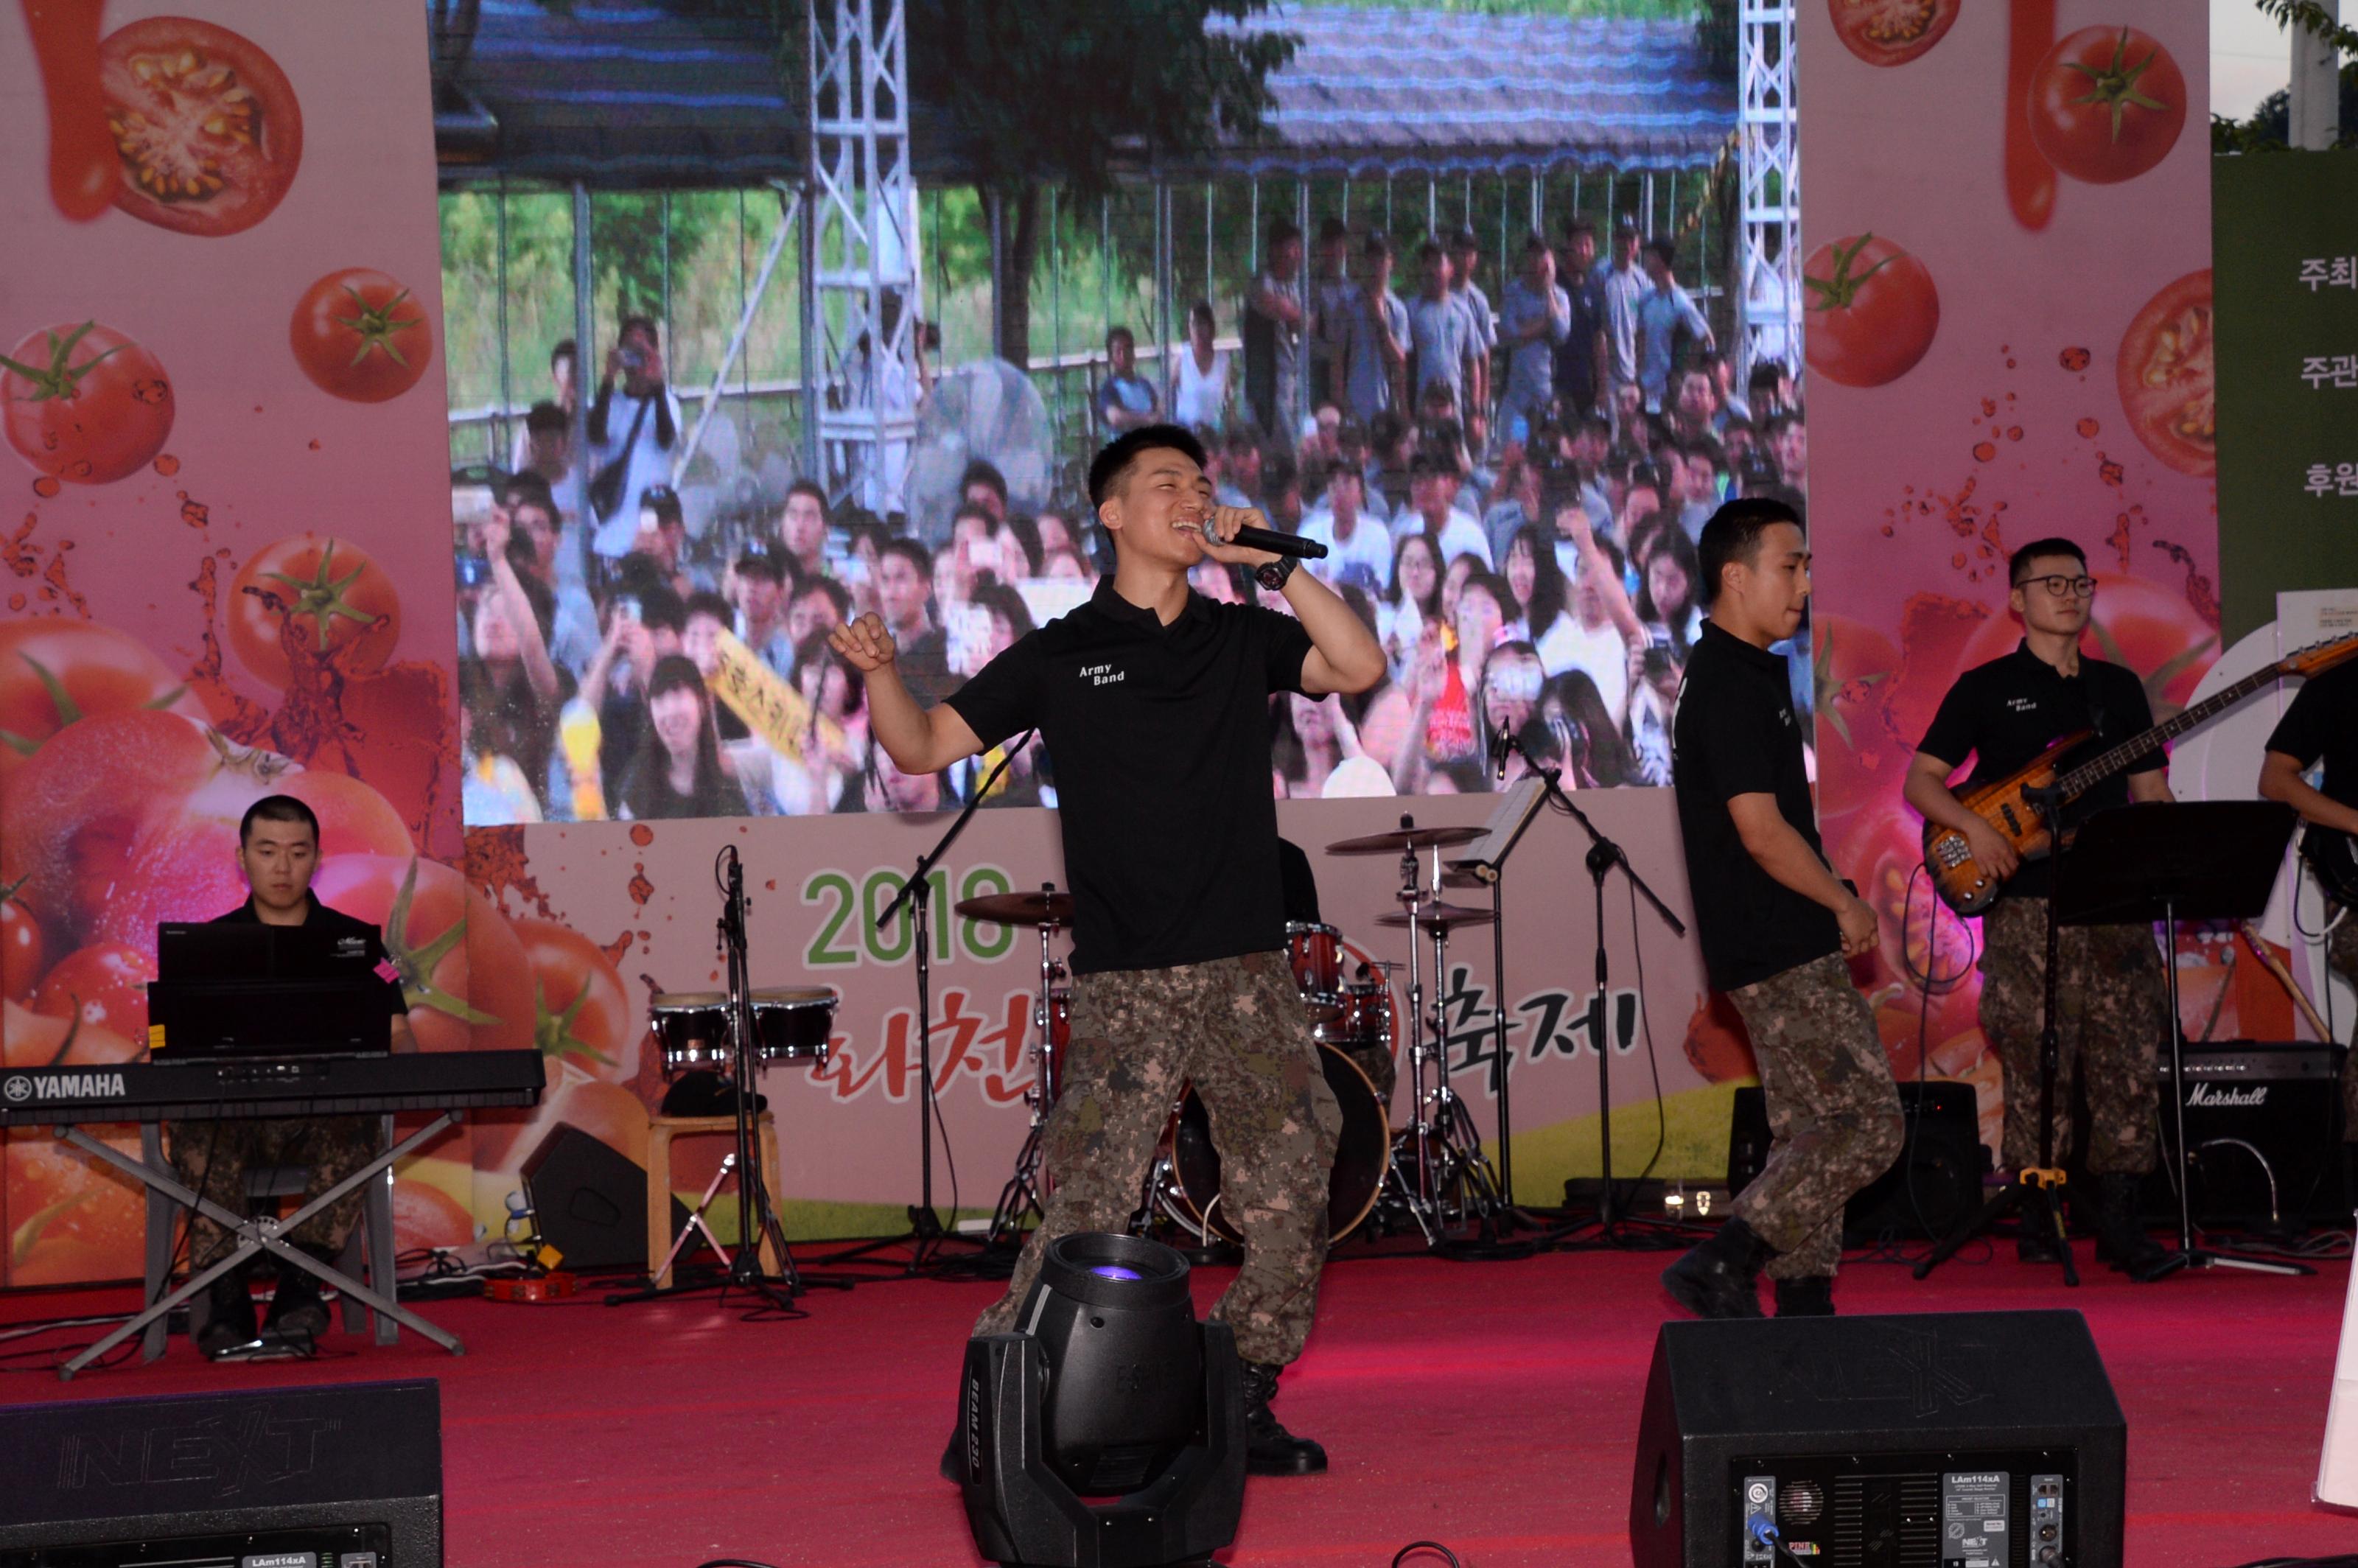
817, 733, 1033, 1275
609, 846, 853, 1310
1506, 736, 1687, 1236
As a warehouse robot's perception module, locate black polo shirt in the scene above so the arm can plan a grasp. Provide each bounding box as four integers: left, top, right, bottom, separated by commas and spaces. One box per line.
211, 892, 409, 1015
945, 579, 1312, 974
1917, 640, 2162, 900
2265, 660, 2358, 810
1671, 620, 1841, 991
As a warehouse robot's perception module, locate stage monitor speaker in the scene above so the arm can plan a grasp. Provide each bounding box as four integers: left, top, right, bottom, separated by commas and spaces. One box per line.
0, 1378, 440, 1567
1727, 1081, 1989, 1242
2138, 1040, 2349, 1231
1629, 1311, 2124, 1568
521, 1123, 686, 1271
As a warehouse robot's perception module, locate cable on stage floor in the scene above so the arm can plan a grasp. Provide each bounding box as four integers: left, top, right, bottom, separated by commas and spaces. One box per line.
1391, 1541, 1463, 1568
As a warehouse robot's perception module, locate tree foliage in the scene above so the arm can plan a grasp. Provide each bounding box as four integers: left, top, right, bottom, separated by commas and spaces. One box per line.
908, 0, 1297, 363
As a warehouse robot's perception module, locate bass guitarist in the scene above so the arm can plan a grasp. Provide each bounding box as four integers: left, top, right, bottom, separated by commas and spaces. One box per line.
1902, 538, 2170, 1278
2258, 654, 2358, 1149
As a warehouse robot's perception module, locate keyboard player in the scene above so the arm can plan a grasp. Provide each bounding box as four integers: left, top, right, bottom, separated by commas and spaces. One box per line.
169, 794, 413, 1359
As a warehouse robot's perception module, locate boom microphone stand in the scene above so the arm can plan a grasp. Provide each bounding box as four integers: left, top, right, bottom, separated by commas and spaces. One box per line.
1508, 743, 1687, 1234
818, 734, 1032, 1275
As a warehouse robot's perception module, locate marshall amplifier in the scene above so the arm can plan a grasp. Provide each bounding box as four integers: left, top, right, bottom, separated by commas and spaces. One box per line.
2141, 1040, 2348, 1231
1630, 1312, 2126, 1568
0, 1379, 440, 1567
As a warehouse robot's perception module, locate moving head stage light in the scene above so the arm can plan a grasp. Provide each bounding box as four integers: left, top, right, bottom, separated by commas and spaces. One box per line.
956, 1233, 1245, 1568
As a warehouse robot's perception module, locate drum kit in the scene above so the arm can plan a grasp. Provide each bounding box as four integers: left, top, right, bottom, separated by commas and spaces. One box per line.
970, 819, 1514, 1256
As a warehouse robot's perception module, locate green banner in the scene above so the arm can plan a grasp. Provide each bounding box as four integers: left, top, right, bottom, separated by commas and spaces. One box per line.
2215, 151, 2358, 643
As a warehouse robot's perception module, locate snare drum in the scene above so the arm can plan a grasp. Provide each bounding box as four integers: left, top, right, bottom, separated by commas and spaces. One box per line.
649, 987, 836, 1076
1284, 921, 1345, 1018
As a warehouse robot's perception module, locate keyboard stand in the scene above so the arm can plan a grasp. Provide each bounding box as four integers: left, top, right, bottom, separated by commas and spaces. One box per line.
56, 1111, 470, 1379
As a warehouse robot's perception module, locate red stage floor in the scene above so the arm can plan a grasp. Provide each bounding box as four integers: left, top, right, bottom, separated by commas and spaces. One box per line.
2, 1242, 2351, 1567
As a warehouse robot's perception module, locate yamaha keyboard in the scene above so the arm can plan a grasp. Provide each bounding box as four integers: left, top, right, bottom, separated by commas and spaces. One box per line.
0, 1049, 545, 1126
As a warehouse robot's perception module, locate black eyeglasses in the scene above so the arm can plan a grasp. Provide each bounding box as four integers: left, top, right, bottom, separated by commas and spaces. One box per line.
2013, 574, 2096, 599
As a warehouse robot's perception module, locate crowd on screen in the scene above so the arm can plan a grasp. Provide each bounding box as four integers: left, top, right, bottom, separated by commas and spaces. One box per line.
452, 215, 1810, 825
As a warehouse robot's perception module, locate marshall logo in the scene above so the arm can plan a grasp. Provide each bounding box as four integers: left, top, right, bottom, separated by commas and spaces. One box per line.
4, 1071, 127, 1105
2188, 1082, 2267, 1108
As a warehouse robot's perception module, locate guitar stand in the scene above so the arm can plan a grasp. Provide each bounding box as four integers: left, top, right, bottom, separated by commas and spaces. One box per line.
54, 1112, 470, 1380
1917, 882, 2079, 1284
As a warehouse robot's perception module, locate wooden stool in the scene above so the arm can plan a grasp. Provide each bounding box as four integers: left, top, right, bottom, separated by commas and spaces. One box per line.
645, 1113, 785, 1287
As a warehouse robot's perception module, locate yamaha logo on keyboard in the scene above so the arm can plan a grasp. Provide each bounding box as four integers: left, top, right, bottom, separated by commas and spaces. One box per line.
4, 1071, 126, 1104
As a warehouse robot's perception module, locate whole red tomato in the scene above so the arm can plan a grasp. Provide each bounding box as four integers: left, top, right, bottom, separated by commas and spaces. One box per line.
511, 918, 634, 1075
307, 855, 534, 1055
0, 618, 214, 784
1802, 234, 1939, 388
392, 1175, 477, 1253
0, 710, 413, 952
1, 322, 173, 484
478, 1066, 651, 1176
229, 536, 402, 688
1954, 572, 2218, 721
2117, 270, 2214, 478
30, 941, 155, 1040
1682, 991, 1757, 1083
98, 15, 303, 238
7, 1127, 145, 1287
2029, 27, 2186, 186
1829, 0, 1959, 66
2, 878, 45, 1001
290, 270, 433, 404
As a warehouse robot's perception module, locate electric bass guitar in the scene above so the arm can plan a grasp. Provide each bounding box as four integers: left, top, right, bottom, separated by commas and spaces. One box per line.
1923, 632, 2358, 915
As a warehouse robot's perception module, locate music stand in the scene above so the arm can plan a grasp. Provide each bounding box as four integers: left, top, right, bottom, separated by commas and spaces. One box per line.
2056, 800, 2308, 1278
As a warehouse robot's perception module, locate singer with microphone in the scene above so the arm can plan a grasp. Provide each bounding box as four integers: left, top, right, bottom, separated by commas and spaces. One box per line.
829, 424, 1385, 1481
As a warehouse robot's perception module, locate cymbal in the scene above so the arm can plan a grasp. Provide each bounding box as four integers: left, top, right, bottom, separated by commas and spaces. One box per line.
954, 889, 1074, 926
1325, 824, 1484, 855
1375, 901, 1497, 931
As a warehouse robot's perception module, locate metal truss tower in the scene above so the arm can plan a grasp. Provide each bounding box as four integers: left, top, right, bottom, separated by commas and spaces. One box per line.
803, 0, 922, 513
1737, 0, 1801, 375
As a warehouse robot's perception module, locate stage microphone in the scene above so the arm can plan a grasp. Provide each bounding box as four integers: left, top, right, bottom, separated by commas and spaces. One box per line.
1221, 524, 1329, 560
1490, 728, 1517, 781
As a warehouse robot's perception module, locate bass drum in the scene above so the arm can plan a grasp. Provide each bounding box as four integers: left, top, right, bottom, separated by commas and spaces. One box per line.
1166, 1045, 1389, 1245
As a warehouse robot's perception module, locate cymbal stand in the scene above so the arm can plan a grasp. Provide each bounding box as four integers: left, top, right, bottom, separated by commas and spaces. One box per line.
1387, 831, 1442, 1245
986, 887, 1066, 1248
1411, 884, 1503, 1233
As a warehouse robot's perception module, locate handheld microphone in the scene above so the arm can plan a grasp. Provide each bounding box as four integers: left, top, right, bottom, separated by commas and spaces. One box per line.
1219, 523, 1329, 560
1490, 728, 1518, 781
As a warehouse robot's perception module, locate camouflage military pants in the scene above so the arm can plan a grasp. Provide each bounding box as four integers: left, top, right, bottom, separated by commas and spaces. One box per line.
2331, 906, 2358, 1137
1978, 897, 2165, 1176
167, 1116, 379, 1268
973, 950, 1343, 1366
1726, 953, 1904, 1281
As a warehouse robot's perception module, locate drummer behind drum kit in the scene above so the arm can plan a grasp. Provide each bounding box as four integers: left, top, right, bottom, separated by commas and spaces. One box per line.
970, 821, 1516, 1256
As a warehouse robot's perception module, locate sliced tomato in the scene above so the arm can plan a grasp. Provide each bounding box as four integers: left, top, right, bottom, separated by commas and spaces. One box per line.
99, 15, 302, 237
1828, 0, 1960, 66
2116, 270, 2214, 479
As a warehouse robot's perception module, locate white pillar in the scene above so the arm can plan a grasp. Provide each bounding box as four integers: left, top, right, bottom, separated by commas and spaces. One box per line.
2291, 0, 2343, 151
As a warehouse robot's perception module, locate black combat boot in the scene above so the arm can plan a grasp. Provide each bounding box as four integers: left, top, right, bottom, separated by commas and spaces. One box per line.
2089, 1173, 2171, 1280
263, 1247, 332, 1340
1661, 1217, 1773, 1319
195, 1264, 259, 1359
1241, 1360, 1326, 1476
1773, 1275, 1835, 1317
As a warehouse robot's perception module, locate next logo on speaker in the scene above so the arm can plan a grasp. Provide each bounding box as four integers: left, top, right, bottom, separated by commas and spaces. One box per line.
55, 1412, 342, 1497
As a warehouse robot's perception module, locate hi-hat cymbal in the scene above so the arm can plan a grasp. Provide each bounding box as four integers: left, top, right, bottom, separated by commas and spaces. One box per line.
1325, 825, 1484, 855
1374, 901, 1497, 931
954, 889, 1074, 926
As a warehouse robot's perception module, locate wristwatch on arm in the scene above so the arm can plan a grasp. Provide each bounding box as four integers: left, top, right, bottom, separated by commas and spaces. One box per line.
1255, 556, 1298, 592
